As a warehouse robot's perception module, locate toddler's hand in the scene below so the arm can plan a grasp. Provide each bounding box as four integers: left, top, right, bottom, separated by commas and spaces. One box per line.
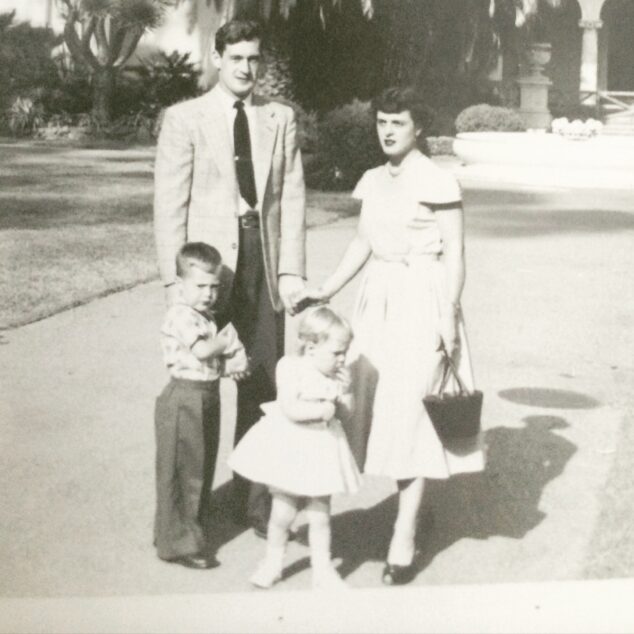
228, 368, 250, 382
214, 327, 235, 353
321, 400, 336, 422
334, 367, 352, 394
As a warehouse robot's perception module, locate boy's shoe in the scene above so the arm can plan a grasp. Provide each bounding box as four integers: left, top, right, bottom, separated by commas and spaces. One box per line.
249, 560, 283, 589
311, 564, 349, 590
165, 553, 219, 570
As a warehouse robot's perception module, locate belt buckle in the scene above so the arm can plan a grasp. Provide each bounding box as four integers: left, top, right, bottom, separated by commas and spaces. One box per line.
240, 211, 259, 230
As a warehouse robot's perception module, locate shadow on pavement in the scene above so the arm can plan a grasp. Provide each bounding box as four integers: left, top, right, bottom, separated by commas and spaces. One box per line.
203, 481, 251, 555
466, 208, 634, 238
499, 387, 600, 409
329, 415, 577, 584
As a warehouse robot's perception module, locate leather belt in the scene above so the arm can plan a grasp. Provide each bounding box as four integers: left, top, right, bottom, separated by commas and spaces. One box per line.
239, 211, 260, 230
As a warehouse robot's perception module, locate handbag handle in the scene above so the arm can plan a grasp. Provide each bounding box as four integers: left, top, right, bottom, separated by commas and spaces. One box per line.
436, 344, 469, 396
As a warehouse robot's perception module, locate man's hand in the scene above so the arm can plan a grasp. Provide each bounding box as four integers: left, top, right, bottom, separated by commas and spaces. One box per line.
278, 274, 306, 316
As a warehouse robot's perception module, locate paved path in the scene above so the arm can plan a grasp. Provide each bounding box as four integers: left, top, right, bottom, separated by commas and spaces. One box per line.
1, 177, 634, 629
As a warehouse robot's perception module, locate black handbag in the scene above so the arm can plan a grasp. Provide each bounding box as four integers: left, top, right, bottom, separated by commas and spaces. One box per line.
423, 348, 483, 442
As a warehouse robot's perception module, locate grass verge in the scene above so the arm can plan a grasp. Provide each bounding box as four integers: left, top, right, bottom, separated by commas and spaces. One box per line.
0, 141, 356, 329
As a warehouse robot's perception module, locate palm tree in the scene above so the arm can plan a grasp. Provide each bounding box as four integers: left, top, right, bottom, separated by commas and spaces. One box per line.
182, 0, 562, 98
58, 0, 174, 122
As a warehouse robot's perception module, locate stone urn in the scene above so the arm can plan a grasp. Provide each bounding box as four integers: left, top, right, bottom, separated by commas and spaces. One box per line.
527, 42, 552, 79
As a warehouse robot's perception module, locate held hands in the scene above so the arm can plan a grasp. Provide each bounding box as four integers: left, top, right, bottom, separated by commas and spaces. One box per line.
290, 285, 330, 314
278, 275, 306, 316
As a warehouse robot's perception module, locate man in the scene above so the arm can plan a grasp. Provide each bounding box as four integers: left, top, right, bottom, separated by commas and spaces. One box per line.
154, 19, 306, 538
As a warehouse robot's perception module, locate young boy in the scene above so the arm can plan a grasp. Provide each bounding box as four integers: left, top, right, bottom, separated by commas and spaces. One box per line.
154, 242, 249, 569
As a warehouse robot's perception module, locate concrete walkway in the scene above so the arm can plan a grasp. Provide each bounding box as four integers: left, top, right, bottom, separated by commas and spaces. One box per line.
1, 175, 634, 631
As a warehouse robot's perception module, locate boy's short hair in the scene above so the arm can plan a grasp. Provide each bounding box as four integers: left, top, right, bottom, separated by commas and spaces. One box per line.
176, 242, 222, 278
297, 306, 353, 353
215, 20, 262, 55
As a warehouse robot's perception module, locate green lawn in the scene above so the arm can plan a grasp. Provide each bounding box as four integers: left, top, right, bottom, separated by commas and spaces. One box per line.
0, 141, 356, 329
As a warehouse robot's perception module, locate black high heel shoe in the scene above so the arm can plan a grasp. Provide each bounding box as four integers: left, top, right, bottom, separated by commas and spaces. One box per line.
381, 562, 416, 586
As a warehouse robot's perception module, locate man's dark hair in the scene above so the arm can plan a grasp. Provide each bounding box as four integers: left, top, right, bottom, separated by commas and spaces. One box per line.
215, 20, 262, 55
176, 242, 222, 278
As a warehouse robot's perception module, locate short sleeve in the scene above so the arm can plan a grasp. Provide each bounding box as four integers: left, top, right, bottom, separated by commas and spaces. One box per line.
351, 171, 370, 201
416, 165, 462, 209
161, 305, 208, 348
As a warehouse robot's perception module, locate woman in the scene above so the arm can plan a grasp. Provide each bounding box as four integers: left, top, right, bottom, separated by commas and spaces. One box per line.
302, 87, 485, 585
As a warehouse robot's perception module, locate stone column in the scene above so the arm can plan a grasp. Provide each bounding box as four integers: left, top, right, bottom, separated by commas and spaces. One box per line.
579, 19, 603, 105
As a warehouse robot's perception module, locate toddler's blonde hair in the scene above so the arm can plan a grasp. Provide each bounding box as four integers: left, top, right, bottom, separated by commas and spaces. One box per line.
297, 306, 353, 354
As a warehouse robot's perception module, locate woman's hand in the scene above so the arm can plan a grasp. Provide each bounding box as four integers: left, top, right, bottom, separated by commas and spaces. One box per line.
438, 305, 460, 357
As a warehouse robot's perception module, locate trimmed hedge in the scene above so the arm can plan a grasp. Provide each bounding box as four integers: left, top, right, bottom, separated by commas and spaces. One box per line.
455, 104, 526, 133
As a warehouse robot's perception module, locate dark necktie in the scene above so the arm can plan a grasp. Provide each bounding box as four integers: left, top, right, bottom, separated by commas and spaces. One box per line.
233, 100, 257, 209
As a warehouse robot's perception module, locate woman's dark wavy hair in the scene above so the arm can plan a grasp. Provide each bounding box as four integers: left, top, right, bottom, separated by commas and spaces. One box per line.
372, 86, 434, 155
215, 20, 262, 54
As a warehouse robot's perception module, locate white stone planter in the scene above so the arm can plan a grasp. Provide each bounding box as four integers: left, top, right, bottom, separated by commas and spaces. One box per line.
453, 131, 634, 170
452, 131, 634, 188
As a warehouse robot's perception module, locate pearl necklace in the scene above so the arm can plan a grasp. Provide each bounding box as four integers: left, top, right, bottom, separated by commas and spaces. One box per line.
387, 163, 404, 177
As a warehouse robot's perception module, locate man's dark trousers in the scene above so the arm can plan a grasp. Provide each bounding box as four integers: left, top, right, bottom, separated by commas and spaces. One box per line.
227, 221, 284, 530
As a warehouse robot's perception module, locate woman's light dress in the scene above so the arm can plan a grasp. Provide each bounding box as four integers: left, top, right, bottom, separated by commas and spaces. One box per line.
228, 356, 361, 497
345, 151, 485, 480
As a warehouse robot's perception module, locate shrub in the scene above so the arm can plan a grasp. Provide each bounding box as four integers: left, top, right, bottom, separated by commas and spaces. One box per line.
306, 99, 383, 191
118, 51, 201, 118
7, 96, 45, 136
455, 104, 526, 133
549, 95, 600, 122
0, 12, 61, 112
41, 61, 92, 116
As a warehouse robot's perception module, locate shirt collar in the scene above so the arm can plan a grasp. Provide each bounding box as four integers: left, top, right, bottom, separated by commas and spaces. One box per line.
217, 84, 254, 111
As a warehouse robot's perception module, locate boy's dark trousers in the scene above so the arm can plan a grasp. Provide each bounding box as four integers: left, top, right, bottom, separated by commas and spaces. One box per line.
154, 378, 220, 560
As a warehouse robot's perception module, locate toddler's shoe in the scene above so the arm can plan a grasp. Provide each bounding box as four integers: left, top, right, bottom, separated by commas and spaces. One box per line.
311, 564, 349, 591
249, 560, 282, 589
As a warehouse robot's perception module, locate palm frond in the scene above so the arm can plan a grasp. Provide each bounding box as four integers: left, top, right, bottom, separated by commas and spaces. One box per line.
111, 0, 166, 29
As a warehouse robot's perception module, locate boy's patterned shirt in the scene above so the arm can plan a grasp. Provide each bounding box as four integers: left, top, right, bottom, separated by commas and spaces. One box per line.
160, 303, 245, 381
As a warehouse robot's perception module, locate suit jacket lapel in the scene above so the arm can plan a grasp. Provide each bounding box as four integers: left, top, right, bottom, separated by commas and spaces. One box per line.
253, 99, 277, 208
200, 88, 237, 191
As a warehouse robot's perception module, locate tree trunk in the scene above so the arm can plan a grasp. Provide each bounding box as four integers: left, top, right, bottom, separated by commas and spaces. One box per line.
92, 66, 116, 124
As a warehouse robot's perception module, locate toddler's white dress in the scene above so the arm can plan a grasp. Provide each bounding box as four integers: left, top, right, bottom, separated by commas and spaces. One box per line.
228, 356, 361, 497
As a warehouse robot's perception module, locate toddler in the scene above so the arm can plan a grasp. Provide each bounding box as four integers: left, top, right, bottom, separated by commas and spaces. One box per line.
154, 242, 248, 569
229, 306, 360, 589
